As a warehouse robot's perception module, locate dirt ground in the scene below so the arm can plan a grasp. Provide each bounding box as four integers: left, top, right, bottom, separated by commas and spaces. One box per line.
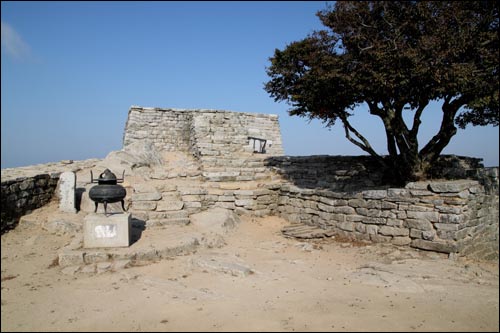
1, 213, 499, 332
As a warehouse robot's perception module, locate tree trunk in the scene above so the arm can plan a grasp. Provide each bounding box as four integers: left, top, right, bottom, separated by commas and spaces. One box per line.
377, 97, 465, 184
420, 96, 464, 165
378, 107, 423, 185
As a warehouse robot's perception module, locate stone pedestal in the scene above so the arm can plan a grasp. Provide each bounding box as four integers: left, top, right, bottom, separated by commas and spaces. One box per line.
58, 172, 77, 213
83, 213, 131, 248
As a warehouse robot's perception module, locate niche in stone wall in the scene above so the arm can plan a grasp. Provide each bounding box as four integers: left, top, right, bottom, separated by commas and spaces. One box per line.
248, 137, 268, 153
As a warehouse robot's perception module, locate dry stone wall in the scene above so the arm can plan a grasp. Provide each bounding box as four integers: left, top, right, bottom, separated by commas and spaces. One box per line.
274, 178, 498, 259
190, 110, 283, 159
1, 159, 100, 233
263, 155, 498, 259
1, 174, 59, 233
265, 155, 385, 190
1, 105, 498, 260
123, 106, 283, 158
123, 107, 193, 152
123, 106, 283, 182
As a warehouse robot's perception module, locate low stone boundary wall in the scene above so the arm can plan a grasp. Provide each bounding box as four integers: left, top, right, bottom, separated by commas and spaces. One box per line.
275, 179, 499, 259
1, 174, 60, 233
1, 159, 101, 234
125, 183, 281, 225
265, 155, 384, 190
2, 154, 498, 260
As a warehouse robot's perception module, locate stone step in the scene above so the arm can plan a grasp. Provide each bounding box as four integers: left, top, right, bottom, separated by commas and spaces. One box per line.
203, 157, 267, 164
146, 218, 191, 227
281, 223, 336, 239
202, 171, 240, 182
148, 210, 189, 220
57, 208, 243, 275
202, 169, 274, 182
58, 225, 202, 275
200, 155, 268, 162
203, 167, 268, 173
156, 200, 184, 211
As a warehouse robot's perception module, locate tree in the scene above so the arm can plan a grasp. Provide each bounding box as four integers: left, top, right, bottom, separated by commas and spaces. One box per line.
265, 1, 498, 184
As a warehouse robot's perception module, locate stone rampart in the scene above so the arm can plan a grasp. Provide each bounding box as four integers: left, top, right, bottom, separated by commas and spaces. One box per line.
123, 106, 283, 158
123, 107, 193, 152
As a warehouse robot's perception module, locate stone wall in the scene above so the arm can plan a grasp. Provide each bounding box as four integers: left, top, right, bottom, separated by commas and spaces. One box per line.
263, 155, 498, 259
265, 155, 385, 190
123, 107, 193, 153
1, 174, 59, 233
1, 159, 101, 234
274, 179, 498, 259
123, 106, 283, 158
190, 110, 283, 158
126, 183, 281, 229
2, 105, 498, 260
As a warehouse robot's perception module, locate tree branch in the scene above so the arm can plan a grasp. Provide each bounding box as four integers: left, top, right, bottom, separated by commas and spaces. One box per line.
339, 114, 383, 162
410, 100, 429, 138
420, 95, 468, 161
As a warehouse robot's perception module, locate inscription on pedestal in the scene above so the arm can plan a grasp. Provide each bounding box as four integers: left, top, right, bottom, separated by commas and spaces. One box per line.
83, 213, 131, 248
94, 224, 117, 238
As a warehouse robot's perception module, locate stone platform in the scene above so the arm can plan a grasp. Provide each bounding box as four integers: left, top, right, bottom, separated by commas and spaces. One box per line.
57, 208, 240, 275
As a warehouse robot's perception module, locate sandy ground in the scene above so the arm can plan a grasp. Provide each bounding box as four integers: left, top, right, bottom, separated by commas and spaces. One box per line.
1, 213, 499, 332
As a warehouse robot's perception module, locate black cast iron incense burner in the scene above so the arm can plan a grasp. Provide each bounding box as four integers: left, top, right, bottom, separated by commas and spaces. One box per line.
89, 169, 127, 215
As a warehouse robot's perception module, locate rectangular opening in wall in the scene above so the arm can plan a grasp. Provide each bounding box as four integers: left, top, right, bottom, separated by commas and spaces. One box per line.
248, 137, 267, 154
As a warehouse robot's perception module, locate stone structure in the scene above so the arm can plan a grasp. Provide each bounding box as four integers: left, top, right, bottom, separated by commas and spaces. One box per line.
123, 106, 283, 156
264, 155, 499, 259
58, 172, 77, 213
1, 173, 59, 233
123, 106, 284, 182
273, 178, 498, 260
1, 159, 100, 233
1, 106, 498, 260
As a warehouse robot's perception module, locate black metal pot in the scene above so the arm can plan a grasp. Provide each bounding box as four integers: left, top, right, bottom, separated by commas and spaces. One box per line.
89, 169, 127, 214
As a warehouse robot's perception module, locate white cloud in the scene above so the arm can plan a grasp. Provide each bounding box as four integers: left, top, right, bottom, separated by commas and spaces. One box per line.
1, 20, 31, 60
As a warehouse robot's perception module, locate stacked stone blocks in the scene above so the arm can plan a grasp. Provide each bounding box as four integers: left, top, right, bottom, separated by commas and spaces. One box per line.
274, 179, 498, 259
1, 174, 59, 233
123, 107, 284, 182
1, 107, 498, 260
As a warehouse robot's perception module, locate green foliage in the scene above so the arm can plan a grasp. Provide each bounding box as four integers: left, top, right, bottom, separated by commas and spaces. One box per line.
265, 1, 498, 182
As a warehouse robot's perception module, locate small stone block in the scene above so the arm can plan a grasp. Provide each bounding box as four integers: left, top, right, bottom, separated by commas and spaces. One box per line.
58, 250, 85, 267
83, 213, 131, 248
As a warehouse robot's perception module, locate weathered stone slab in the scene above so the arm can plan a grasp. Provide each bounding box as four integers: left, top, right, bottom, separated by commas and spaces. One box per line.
379, 226, 410, 237
156, 200, 184, 211
428, 180, 479, 193
58, 250, 85, 267
281, 223, 335, 239
44, 216, 82, 235
404, 219, 433, 231
411, 239, 457, 253
235, 199, 254, 207
191, 257, 254, 277
83, 213, 131, 248
362, 190, 387, 199
131, 192, 162, 201
58, 172, 76, 213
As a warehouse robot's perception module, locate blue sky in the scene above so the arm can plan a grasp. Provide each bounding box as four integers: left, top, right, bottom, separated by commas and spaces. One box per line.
2, 1, 499, 169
